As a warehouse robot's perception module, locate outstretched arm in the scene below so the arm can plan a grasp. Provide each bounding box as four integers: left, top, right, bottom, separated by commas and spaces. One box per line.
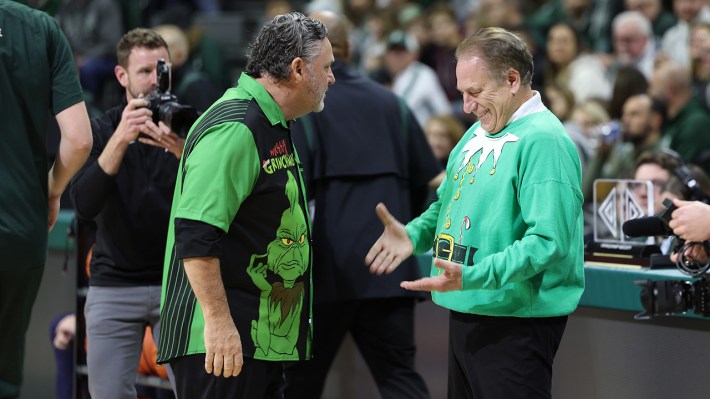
365, 203, 414, 275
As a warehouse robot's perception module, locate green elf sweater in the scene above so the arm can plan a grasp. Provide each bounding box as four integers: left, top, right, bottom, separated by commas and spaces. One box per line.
406, 93, 585, 317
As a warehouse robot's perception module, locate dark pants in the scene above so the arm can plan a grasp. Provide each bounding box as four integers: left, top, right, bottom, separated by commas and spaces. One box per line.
447, 311, 567, 399
0, 266, 43, 399
283, 298, 430, 399
170, 354, 284, 399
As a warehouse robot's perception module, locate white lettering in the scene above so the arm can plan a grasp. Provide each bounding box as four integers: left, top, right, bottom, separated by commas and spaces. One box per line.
0, 28, 3, 37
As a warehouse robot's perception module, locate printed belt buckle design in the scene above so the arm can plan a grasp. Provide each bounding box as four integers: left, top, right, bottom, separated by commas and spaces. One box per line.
435, 234, 455, 262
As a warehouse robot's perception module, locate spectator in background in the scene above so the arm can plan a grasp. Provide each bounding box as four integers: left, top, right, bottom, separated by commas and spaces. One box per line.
467, 0, 524, 34
543, 83, 576, 124
145, 3, 231, 92
689, 22, 710, 109
56, 0, 124, 108
624, 0, 677, 41
420, 3, 463, 105
661, 0, 710, 68
424, 114, 467, 168
0, 2, 92, 398
582, 93, 664, 202
606, 64, 649, 120
352, 4, 397, 77
526, 0, 621, 54
543, 22, 583, 91
152, 24, 221, 112
565, 99, 611, 170
650, 60, 710, 175
384, 30, 452, 127
567, 11, 655, 104
70, 28, 186, 399
284, 11, 440, 399
610, 11, 656, 80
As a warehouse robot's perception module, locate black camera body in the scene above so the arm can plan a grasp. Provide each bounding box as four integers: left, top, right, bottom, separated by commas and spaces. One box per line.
631, 192, 710, 319
636, 277, 710, 319
143, 59, 199, 138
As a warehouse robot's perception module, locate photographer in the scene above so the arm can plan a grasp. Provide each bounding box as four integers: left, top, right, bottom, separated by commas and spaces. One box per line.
69, 28, 190, 399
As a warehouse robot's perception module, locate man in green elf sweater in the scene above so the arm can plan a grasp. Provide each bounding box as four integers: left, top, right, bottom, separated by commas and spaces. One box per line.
366, 27, 585, 399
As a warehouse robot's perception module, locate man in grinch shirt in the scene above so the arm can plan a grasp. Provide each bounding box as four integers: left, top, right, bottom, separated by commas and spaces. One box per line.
366, 27, 585, 399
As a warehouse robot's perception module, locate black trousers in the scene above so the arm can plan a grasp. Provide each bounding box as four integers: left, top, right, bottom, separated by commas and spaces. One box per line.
0, 266, 43, 399
447, 311, 567, 399
283, 297, 430, 399
170, 354, 284, 399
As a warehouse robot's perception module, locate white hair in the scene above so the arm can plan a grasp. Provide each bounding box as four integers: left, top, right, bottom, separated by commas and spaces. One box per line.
613, 10, 653, 38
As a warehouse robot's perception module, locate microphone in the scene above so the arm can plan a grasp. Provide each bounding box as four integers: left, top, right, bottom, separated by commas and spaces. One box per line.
622, 217, 673, 238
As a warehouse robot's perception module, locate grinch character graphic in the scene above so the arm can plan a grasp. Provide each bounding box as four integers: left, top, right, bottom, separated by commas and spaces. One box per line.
247, 170, 310, 358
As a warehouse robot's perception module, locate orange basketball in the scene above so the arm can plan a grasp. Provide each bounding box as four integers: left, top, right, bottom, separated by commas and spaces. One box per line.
141, 326, 168, 379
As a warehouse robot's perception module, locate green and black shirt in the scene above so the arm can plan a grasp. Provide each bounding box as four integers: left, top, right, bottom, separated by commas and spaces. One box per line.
157, 73, 313, 364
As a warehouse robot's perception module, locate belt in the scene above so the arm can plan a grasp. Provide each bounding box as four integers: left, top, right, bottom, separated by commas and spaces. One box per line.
434, 234, 476, 266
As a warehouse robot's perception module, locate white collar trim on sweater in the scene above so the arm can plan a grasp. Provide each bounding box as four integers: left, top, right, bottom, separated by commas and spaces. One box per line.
506, 91, 547, 127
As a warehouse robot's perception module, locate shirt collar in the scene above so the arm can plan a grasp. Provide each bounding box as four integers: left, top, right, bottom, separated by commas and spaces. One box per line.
236, 72, 288, 129
507, 91, 547, 126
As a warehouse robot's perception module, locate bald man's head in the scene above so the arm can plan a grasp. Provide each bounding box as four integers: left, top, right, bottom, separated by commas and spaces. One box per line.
310, 10, 350, 62
651, 61, 691, 99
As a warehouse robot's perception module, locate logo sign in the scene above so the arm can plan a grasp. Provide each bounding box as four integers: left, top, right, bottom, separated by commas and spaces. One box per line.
593, 179, 655, 245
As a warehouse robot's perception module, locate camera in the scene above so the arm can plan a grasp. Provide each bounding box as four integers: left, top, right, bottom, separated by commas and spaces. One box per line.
142, 59, 199, 138
629, 197, 710, 319
635, 277, 710, 318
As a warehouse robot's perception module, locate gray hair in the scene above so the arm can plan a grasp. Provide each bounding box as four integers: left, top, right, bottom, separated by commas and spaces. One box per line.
246, 11, 328, 81
455, 27, 534, 86
613, 11, 652, 38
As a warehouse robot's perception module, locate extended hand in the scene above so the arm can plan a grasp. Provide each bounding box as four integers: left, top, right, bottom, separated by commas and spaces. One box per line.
365, 203, 414, 275
401, 258, 463, 292
204, 316, 243, 378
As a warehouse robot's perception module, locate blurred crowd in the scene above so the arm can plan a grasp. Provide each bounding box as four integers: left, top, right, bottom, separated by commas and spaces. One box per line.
37, 0, 710, 229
